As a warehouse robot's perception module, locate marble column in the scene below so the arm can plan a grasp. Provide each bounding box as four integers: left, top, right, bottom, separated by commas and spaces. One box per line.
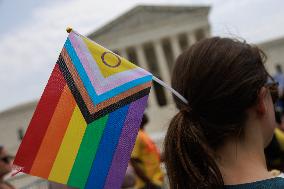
118, 48, 128, 59
135, 44, 157, 107
153, 40, 171, 82
169, 35, 182, 60
205, 28, 211, 38
187, 32, 197, 47
153, 39, 173, 102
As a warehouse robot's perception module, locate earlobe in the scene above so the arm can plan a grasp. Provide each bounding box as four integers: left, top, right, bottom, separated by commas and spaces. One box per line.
256, 87, 268, 115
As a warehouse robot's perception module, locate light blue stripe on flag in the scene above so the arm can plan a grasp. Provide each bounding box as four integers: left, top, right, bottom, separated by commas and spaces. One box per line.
64, 38, 152, 105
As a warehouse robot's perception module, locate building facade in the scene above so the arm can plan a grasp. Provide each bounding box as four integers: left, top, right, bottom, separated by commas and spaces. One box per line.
259, 36, 284, 74
3, 4, 284, 188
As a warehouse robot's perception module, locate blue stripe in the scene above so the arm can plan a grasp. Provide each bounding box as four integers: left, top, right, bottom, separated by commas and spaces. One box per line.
64, 38, 152, 105
84, 105, 129, 189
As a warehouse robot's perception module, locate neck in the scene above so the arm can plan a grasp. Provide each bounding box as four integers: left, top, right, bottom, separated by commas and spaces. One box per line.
215, 120, 272, 185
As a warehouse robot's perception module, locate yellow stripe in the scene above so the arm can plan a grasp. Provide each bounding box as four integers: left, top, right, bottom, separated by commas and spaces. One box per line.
48, 106, 87, 184
275, 128, 284, 151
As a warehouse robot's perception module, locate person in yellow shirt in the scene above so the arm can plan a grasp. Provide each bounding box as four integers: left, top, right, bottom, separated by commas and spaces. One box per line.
275, 127, 284, 150
131, 114, 164, 189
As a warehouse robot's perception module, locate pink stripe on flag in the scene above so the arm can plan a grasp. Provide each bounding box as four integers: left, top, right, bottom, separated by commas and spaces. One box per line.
68, 32, 150, 95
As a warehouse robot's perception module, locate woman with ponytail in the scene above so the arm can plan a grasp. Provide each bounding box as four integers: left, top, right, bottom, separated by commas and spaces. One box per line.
164, 37, 284, 189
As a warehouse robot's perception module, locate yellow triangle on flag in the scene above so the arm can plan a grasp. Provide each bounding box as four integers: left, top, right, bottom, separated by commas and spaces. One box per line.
82, 37, 137, 78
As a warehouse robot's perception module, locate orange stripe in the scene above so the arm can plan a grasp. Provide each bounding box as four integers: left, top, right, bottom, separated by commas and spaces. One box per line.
13, 64, 66, 173
30, 85, 76, 178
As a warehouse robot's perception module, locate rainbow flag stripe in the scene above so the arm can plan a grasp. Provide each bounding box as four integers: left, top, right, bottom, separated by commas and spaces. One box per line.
13, 31, 152, 189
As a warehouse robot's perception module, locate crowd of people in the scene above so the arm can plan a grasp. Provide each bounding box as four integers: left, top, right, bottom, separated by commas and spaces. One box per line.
1, 37, 284, 189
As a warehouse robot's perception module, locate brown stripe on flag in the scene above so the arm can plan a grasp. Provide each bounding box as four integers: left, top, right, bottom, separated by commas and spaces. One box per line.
61, 48, 96, 112
92, 82, 151, 113
61, 48, 151, 114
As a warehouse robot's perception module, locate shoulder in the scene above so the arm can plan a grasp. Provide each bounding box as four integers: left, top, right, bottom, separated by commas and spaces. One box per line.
278, 173, 284, 178
266, 176, 284, 188
224, 176, 284, 189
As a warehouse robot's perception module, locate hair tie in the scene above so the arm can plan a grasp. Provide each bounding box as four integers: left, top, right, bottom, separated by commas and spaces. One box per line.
179, 107, 200, 121
180, 107, 192, 115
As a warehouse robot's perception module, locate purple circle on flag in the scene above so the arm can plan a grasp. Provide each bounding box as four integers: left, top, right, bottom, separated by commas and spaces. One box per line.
101, 52, 121, 68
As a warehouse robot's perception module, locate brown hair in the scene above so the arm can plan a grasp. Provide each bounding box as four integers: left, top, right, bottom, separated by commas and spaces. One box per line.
164, 37, 269, 189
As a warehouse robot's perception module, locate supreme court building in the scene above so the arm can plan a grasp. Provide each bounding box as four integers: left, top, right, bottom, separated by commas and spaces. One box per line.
2, 4, 284, 188
0, 5, 211, 155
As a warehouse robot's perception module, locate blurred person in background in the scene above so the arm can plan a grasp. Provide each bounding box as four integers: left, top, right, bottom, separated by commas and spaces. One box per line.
265, 131, 284, 172
0, 146, 14, 189
130, 114, 164, 189
274, 64, 284, 130
264, 65, 284, 172
265, 110, 284, 173
273, 64, 284, 98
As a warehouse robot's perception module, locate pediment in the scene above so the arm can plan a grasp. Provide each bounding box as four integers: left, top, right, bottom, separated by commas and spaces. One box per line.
89, 5, 209, 40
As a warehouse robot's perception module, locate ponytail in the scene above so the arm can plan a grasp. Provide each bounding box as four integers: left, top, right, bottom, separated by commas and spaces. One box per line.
164, 110, 223, 189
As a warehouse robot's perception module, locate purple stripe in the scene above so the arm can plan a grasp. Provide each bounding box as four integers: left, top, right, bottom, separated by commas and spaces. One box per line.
103, 95, 149, 189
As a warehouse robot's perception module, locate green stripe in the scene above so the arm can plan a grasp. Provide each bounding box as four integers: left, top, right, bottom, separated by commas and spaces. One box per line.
67, 115, 109, 188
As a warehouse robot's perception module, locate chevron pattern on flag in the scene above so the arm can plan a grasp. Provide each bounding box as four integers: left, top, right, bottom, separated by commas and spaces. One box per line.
13, 30, 152, 189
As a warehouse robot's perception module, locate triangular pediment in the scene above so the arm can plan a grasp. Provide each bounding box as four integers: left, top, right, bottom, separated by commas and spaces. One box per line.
88, 5, 209, 40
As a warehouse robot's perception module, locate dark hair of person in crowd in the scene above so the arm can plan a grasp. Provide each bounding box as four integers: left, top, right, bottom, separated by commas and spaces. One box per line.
164, 37, 279, 189
140, 114, 149, 130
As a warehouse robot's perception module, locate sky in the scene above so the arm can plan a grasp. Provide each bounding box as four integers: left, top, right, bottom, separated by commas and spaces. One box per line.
0, 0, 284, 112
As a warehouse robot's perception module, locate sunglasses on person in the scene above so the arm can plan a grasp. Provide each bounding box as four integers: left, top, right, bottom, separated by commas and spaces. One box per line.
0, 156, 13, 164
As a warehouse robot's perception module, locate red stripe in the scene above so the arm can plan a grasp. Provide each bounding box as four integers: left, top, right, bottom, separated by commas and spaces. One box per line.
30, 85, 76, 178
13, 64, 66, 173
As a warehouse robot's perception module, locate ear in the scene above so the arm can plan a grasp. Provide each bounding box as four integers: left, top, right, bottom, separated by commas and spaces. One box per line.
256, 87, 268, 115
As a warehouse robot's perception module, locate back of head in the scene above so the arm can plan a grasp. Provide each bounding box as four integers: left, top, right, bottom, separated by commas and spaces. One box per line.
164, 37, 269, 189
